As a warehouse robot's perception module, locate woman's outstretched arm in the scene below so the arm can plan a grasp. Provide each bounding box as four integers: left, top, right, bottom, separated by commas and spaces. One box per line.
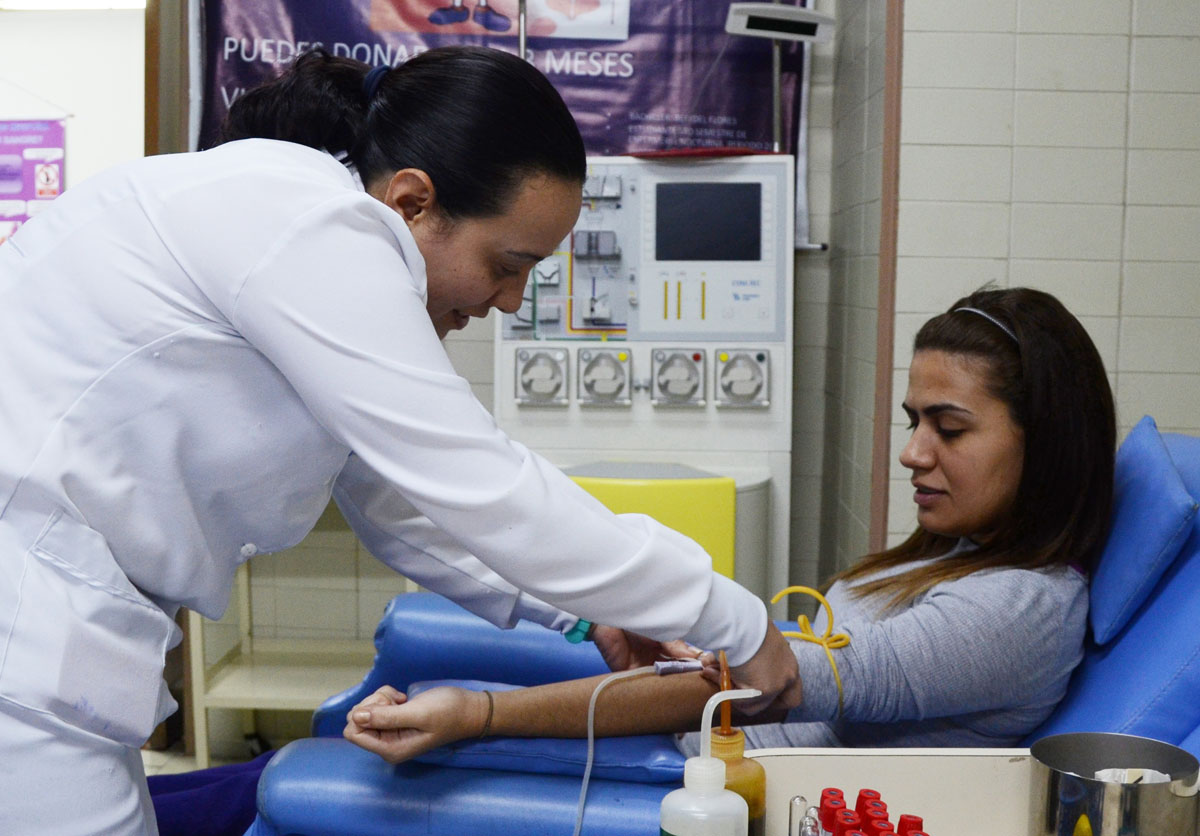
343, 670, 720, 764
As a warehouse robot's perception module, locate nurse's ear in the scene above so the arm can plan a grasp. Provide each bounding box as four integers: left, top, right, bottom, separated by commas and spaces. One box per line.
375, 168, 438, 228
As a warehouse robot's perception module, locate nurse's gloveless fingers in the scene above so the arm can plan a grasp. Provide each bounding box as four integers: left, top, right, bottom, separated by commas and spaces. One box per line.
729, 622, 804, 715
658, 639, 702, 660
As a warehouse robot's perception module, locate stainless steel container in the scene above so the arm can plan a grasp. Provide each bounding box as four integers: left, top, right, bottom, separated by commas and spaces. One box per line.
1030, 732, 1200, 835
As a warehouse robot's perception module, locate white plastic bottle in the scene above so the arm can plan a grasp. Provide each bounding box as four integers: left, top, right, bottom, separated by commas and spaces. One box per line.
659, 688, 760, 836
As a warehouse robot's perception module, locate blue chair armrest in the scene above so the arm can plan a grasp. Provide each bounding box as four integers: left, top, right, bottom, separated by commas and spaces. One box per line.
313, 593, 611, 736
250, 738, 672, 836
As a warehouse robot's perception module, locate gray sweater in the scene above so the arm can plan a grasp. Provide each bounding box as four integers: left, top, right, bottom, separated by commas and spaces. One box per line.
681, 541, 1088, 753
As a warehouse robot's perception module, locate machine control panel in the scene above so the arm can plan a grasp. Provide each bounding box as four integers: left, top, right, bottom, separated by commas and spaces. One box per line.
501, 156, 791, 345
513, 344, 773, 410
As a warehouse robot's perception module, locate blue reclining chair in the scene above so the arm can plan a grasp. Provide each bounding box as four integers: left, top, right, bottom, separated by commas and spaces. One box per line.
247, 594, 686, 836
246, 417, 1200, 836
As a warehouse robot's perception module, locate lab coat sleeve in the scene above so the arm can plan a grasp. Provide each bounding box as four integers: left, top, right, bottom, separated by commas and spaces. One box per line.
225, 192, 768, 665
332, 454, 577, 633
784, 568, 1088, 724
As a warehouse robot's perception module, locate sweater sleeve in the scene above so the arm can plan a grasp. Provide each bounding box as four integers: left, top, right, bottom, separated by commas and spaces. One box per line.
786, 567, 1088, 724
225, 191, 768, 664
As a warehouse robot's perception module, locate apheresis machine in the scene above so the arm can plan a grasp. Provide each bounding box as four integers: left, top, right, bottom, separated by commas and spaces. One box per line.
493, 154, 794, 607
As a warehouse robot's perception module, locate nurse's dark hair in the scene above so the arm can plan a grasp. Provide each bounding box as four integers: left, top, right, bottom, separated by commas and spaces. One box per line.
218, 46, 586, 219
832, 286, 1116, 609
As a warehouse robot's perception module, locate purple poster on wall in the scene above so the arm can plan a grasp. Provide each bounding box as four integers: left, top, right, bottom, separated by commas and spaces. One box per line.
0, 120, 65, 246
197, 0, 808, 156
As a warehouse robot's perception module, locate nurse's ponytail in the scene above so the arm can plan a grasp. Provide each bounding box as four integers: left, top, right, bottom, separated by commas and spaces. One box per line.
220, 46, 586, 221
220, 49, 369, 167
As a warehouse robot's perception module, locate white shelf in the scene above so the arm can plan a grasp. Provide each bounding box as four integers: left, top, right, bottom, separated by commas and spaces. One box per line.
201, 643, 375, 711
186, 563, 379, 767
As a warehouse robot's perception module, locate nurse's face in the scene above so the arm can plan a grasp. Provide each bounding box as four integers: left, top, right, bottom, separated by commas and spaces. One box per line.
899, 350, 1025, 541
392, 171, 581, 340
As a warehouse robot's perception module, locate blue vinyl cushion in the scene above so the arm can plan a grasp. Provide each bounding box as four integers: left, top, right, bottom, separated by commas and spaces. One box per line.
250, 738, 672, 836
407, 679, 686, 783
1089, 416, 1199, 644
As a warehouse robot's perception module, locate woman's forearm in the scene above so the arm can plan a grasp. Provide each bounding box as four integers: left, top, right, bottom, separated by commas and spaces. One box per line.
487, 671, 718, 738
344, 670, 789, 764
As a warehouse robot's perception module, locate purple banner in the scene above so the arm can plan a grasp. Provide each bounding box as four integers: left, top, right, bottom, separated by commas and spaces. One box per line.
0, 120, 65, 246
198, 0, 808, 156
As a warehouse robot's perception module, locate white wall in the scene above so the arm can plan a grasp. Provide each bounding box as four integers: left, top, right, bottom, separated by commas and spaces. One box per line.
886, 0, 1200, 545
0, 9, 144, 186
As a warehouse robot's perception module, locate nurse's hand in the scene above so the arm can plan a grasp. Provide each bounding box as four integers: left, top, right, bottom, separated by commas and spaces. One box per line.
720, 621, 803, 715
343, 685, 482, 763
592, 625, 715, 672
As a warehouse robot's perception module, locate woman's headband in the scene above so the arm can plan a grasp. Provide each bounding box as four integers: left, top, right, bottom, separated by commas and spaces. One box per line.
954, 306, 1018, 344
363, 65, 390, 101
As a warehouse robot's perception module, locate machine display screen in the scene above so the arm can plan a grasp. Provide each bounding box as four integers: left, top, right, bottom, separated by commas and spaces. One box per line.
655, 182, 762, 261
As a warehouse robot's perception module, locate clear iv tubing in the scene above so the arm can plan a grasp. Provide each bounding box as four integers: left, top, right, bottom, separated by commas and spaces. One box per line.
572, 665, 656, 836
571, 660, 707, 836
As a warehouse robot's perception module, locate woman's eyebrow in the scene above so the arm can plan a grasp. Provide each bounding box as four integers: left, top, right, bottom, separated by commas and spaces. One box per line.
903, 402, 974, 417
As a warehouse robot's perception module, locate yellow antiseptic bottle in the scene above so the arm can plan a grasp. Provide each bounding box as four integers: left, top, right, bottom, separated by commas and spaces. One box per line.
709, 727, 766, 836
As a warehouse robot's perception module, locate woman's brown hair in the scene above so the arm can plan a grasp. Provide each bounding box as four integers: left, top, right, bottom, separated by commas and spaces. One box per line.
832, 287, 1116, 609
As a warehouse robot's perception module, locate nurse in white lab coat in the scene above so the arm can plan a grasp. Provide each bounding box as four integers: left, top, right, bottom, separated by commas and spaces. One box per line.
0, 46, 801, 834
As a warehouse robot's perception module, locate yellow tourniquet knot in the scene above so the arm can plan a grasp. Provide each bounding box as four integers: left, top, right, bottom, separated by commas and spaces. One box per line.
771, 585, 851, 717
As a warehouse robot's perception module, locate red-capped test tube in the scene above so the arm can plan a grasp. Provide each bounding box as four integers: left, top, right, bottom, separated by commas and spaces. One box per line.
866, 821, 895, 835
862, 809, 889, 827
862, 800, 888, 818
820, 797, 847, 834
896, 814, 924, 835
822, 788, 845, 804
855, 789, 882, 815
834, 810, 862, 836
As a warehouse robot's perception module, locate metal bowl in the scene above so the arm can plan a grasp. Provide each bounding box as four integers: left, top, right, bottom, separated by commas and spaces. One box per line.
1029, 732, 1200, 836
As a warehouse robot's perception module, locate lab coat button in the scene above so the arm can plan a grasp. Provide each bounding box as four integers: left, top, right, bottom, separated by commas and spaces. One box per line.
239, 543, 258, 558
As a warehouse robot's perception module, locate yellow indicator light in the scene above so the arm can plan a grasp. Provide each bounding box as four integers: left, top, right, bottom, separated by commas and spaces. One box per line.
676, 282, 682, 320
719, 352, 729, 363
701, 281, 707, 319
618, 351, 628, 362
663, 281, 669, 319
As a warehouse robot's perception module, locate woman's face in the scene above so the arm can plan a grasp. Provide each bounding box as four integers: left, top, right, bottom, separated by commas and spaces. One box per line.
899, 350, 1025, 541
409, 173, 581, 339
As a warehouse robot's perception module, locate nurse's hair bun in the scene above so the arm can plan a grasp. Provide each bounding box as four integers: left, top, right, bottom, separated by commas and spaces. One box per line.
218, 48, 372, 165
219, 46, 586, 222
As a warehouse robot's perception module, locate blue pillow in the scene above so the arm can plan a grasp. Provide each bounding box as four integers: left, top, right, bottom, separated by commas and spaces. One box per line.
408, 679, 686, 783
1090, 416, 1199, 644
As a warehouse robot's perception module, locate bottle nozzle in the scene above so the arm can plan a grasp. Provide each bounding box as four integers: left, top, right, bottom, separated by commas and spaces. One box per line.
699, 687, 761, 759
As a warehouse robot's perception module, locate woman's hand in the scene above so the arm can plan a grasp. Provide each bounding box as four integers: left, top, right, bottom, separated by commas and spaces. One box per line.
343, 684, 488, 763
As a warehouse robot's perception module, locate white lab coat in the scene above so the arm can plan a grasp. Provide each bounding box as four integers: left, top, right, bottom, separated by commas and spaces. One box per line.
0, 139, 766, 832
